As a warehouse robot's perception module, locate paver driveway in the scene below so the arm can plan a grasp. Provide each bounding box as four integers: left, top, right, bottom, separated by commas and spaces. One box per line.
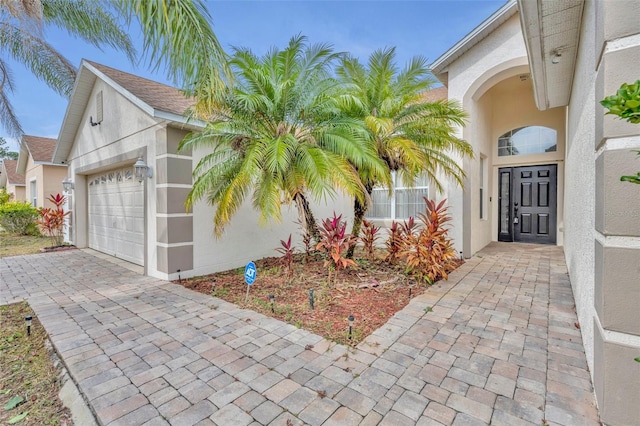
1, 243, 600, 425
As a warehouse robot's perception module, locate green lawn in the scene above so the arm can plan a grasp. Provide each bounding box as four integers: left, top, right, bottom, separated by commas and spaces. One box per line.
0, 233, 49, 258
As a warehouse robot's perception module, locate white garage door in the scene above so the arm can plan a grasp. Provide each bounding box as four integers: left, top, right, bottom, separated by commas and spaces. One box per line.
88, 168, 144, 266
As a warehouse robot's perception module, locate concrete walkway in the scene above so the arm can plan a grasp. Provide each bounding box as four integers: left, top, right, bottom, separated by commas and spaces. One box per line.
0, 243, 600, 425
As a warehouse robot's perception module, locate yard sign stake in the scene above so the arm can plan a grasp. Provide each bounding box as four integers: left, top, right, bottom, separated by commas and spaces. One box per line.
244, 261, 257, 303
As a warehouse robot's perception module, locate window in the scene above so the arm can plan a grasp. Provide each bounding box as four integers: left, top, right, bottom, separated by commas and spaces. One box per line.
30, 180, 37, 206
367, 172, 429, 220
498, 126, 557, 156
479, 155, 488, 220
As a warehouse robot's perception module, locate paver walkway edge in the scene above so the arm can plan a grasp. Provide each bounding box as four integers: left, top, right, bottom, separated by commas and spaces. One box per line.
1, 242, 601, 425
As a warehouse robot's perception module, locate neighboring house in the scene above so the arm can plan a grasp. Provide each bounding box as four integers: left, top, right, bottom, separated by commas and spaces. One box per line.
432, 0, 639, 423
16, 135, 67, 208
52, 60, 351, 280
0, 159, 26, 201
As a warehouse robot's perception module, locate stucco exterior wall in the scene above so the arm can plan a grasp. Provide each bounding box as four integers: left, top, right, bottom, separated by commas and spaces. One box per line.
589, 1, 640, 423
24, 158, 66, 208
564, 0, 597, 373
6, 184, 25, 201
67, 78, 161, 275
190, 141, 354, 278
445, 14, 565, 255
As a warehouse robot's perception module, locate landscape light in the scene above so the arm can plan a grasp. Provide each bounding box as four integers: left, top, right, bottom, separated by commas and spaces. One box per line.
309, 289, 314, 310
348, 314, 354, 340
269, 294, 275, 313
25, 315, 32, 336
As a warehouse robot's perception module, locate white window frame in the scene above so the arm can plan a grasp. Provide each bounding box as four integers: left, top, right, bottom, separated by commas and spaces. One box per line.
30, 179, 37, 207
367, 172, 430, 220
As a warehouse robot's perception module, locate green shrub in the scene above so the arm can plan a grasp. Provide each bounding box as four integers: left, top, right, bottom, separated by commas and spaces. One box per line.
0, 201, 39, 235
0, 188, 12, 205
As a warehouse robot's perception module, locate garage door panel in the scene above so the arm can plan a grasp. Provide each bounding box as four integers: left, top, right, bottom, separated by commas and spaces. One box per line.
88, 168, 145, 266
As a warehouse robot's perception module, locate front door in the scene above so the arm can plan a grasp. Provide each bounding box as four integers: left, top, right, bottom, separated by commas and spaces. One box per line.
498, 164, 557, 244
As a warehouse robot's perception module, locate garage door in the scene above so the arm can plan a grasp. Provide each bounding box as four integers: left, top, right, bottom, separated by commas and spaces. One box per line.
88, 168, 144, 265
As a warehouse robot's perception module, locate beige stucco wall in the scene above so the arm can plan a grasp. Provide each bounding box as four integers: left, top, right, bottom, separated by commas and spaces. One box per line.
24, 156, 67, 208
67, 76, 355, 280
589, 1, 640, 423
189, 141, 354, 279
67, 78, 161, 275
444, 13, 565, 256
6, 184, 25, 201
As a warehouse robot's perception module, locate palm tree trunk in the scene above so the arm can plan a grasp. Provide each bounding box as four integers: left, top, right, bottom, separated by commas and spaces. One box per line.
294, 193, 321, 244
347, 184, 373, 259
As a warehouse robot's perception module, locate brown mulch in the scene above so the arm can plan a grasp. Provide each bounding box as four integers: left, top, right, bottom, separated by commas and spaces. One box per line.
175, 250, 462, 346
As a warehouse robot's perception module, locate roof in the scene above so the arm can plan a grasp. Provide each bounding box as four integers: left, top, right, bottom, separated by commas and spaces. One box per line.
421, 86, 448, 102
1, 159, 25, 186
86, 61, 195, 116
17, 135, 58, 173
23, 135, 56, 162
53, 60, 204, 164
431, 0, 518, 84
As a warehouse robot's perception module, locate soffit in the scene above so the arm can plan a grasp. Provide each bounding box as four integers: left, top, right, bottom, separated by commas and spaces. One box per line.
518, 0, 585, 110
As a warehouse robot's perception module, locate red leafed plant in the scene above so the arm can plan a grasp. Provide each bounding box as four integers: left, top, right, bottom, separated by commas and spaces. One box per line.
275, 234, 295, 279
37, 193, 70, 248
316, 212, 358, 284
360, 219, 380, 260
385, 221, 404, 263
400, 198, 457, 284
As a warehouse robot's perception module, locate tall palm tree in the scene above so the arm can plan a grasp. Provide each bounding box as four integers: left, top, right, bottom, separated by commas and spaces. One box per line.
0, 0, 226, 136
180, 35, 386, 240
336, 47, 473, 257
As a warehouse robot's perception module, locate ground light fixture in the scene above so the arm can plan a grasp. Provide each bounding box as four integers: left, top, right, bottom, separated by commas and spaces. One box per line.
134, 157, 152, 182
309, 289, 314, 310
269, 294, 275, 313
61, 177, 74, 192
25, 315, 32, 336
348, 314, 354, 340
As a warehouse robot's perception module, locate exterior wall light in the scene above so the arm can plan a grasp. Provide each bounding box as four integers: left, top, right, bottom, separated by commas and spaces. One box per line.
62, 177, 74, 192
134, 157, 152, 182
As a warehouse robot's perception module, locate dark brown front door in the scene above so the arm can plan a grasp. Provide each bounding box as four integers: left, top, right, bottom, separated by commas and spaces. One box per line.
498, 164, 557, 244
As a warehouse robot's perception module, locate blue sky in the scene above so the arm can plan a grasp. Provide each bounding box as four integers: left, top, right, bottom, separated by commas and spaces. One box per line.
2, 0, 506, 152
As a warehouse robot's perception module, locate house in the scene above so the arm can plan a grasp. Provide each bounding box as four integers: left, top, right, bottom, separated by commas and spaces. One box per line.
53, 60, 351, 280
432, 0, 640, 423
0, 159, 26, 201
16, 135, 67, 207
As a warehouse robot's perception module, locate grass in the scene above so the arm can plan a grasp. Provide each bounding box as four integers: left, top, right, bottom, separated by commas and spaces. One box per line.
0, 233, 49, 258
0, 302, 72, 425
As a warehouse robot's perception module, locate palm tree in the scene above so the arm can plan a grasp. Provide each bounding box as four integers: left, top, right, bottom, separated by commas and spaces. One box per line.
0, 0, 226, 136
336, 47, 473, 257
180, 35, 386, 240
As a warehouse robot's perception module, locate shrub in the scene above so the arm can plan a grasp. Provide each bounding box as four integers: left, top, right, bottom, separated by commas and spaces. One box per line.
0, 188, 12, 205
399, 198, 458, 284
275, 234, 295, 279
0, 201, 39, 234
37, 194, 70, 247
316, 212, 358, 284
384, 221, 404, 263
360, 219, 380, 260
600, 80, 640, 124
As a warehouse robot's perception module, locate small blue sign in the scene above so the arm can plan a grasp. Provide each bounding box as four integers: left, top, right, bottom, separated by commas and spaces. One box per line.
244, 261, 257, 285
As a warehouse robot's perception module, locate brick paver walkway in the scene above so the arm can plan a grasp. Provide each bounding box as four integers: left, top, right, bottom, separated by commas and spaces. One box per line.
0, 243, 600, 425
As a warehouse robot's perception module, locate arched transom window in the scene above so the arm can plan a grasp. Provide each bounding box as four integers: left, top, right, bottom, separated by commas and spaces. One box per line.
498, 126, 557, 156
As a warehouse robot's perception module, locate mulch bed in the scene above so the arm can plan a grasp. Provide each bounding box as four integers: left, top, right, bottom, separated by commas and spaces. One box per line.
175, 252, 462, 346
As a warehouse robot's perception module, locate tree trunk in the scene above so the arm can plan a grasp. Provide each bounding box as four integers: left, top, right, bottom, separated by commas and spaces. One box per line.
347, 185, 373, 259
294, 193, 321, 244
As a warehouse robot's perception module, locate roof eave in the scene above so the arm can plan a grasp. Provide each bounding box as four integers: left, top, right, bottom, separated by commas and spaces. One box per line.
517, 0, 584, 110
431, 0, 518, 84
16, 143, 29, 174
